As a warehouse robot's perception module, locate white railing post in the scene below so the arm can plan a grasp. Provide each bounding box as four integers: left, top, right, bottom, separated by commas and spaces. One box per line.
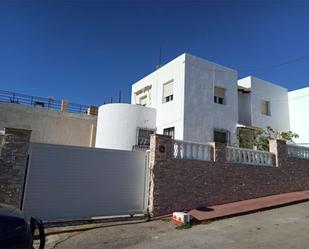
287, 144, 309, 160
171, 139, 212, 161
226, 146, 274, 166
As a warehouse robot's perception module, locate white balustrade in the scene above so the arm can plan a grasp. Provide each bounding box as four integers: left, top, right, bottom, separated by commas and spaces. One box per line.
226, 147, 274, 166
173, 140, 212, 161
287, 144, 309, 159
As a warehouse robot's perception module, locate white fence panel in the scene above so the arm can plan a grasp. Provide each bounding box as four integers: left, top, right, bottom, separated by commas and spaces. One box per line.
287, 144, 309, 159
22, 143, 148, 221
226, 147, 273, 166
173, 140, 212, 161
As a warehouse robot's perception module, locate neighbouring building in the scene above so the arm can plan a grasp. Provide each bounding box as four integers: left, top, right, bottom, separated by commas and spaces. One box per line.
237, 76, 291, 148
288, 87, 309, 147
238, 76, 290, 131
0, 91, 98, 147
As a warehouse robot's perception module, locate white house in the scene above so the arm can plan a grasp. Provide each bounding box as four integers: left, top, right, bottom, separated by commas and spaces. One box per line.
95, 53, 307, 151
96, 53, 239, 150
131, 53, 239, 145
288, 87, 309, 146
238, 76, 290, 132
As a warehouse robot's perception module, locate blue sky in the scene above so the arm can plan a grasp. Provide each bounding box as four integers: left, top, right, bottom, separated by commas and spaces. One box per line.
1, 1, 309, 106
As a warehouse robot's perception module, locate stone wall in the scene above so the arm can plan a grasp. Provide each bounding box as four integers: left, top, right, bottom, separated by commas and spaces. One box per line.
148, 135, 309, 217
0, 128, 31, 208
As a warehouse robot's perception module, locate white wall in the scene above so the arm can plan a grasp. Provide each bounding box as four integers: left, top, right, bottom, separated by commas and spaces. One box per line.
183, 54, 239, 145
0, 103, 97, 147
289, 87, 309, 146
95, 103, 156, 150
238, 76, 290, 132
131, 54, 186, 139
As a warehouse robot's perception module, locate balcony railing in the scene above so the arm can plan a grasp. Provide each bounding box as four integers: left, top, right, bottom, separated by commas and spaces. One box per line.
287, 144, 309, 159
226, 147, 274, 166
173, 140, 212, 161
0, 90, 94, 114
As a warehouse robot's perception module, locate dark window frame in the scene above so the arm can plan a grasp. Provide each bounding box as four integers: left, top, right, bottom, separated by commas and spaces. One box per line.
163, 127, 175, 139
136, 127, 155, 146
213, 129, 230, 145
214, 86, 226, 105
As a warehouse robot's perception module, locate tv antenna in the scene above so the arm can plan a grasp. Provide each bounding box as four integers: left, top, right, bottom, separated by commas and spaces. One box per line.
156, 47, 162, 69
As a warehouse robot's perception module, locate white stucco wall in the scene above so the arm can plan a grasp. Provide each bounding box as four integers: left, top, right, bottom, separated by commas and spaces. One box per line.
95, 103, 156, 150
238, 76, 290, 132
0, 103, 97, 146
288, 87, 309, 146
183, 54, 239, 145
131, 54, 186, 139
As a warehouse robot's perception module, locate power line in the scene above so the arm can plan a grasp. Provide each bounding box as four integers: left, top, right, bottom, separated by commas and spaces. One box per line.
239, 55, 309, 73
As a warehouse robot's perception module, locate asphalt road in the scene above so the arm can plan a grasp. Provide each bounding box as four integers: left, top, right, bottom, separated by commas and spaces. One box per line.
54, 202, 309, 249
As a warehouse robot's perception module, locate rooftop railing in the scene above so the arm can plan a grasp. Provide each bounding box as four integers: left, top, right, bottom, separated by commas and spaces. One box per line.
0, 90, 94, 114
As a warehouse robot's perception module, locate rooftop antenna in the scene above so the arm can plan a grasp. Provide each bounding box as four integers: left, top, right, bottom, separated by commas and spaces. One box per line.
156, 46, 162, 69
118, 90, 122, 103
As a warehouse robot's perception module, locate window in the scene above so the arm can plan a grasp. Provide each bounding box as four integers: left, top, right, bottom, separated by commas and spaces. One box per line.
163, 127, 175, 139
261, 100, 271, 116
162, 81, 174, 103
134, 85, 152, 106
214, 86, 225, 105
214, 130, 229, 145
137, 128, 154, 146
139, 96, 147, 106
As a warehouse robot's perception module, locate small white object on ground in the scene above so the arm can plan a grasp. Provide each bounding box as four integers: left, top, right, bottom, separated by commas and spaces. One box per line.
172, 212, 191, 225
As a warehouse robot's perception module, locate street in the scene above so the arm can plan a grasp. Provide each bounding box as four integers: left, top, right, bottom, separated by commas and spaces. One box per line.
52, 202, 309, 249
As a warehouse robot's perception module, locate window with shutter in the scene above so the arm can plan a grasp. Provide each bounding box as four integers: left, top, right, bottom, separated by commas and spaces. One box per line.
162, 81, 174, 103
214, 86, 225, 105
261, 100, 271, 116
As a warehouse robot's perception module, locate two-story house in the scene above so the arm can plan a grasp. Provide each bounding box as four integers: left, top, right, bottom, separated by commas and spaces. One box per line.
131, 53, 239, 146
95, 53, 305, 151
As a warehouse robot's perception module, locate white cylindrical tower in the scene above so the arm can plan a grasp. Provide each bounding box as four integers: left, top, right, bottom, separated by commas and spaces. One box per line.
95, 103, 156, 151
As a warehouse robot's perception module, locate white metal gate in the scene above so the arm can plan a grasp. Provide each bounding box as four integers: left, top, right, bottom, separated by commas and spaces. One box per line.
22, 143, 149, 221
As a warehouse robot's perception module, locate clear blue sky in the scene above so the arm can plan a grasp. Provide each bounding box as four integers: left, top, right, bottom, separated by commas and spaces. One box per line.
1, 1, 309, 106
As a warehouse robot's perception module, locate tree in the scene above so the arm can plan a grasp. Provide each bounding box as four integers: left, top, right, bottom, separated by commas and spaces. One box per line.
253, 126, 299, 151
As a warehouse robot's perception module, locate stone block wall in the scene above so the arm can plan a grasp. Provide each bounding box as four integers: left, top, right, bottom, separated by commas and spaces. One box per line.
0, 128, 31, 208
148, 134, 309, 217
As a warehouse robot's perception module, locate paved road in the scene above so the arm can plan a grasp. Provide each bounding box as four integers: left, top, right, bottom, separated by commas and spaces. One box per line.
54, 202, 309, 249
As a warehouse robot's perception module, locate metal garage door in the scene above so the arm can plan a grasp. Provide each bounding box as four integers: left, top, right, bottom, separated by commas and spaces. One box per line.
22, 143, 149, 221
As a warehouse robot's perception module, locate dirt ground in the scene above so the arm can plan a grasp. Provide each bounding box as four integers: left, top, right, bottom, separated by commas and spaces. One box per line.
44, 202, 309, 249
